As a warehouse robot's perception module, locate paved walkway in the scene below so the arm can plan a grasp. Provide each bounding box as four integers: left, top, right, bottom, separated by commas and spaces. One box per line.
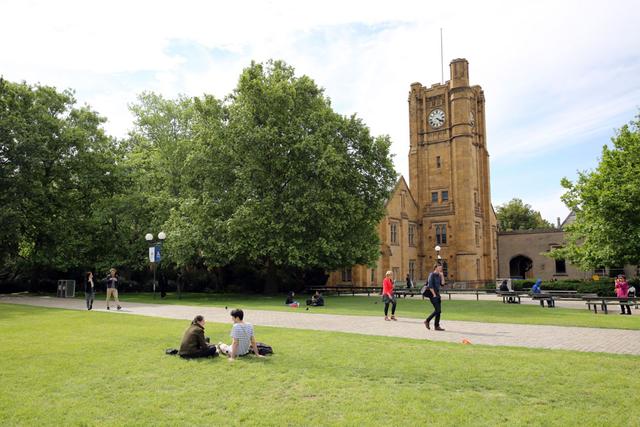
2, 295, 640, 355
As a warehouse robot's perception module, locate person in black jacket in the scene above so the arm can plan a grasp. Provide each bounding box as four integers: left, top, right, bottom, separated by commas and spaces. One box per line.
179, 315, 217, 359
424, 264, 445, 331
84, 271, 95, 310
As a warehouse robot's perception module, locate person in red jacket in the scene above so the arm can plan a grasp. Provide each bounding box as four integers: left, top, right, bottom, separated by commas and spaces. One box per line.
615, 274, 631, 315
382, 271, 397, 321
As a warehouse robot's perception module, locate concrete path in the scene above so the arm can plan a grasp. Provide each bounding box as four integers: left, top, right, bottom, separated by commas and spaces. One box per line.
2, 295, 640, 356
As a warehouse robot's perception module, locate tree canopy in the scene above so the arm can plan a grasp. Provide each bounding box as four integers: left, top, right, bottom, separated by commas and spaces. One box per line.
550, 114, 640, 269
0, 79, 121, 275
495, 198, 553, 231
1, 60, 397, 292
160, 60, 397, 290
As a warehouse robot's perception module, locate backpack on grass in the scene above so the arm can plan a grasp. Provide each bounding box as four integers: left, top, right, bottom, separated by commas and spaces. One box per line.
256, 342, 274, 356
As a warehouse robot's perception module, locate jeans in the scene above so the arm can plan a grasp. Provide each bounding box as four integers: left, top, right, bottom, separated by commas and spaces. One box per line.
383, 294, 396, 316
427, 295, 442, 327
85, 291, 94, 309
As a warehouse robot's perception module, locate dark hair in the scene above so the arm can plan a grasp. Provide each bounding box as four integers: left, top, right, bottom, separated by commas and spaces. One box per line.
230, 309, 244, 320
192, 315, 204, 325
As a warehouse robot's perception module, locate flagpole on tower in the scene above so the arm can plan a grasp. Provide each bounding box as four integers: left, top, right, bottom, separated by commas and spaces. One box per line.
440, 28, 444, 84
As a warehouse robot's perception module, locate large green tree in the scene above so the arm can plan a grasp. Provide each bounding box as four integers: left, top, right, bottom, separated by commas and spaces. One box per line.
550, 114, 640, 269
164, 60, 397, 291
495, 198, 553, 231
0, 78, 120, 278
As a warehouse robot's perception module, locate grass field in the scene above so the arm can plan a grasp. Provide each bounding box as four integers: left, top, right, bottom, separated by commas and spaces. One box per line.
114, 292, 640, 330
0, 303, 637, 426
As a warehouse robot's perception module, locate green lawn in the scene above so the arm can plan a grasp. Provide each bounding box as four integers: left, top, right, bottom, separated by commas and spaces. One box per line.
114, 292, 640, 330
0, 303, 636, 426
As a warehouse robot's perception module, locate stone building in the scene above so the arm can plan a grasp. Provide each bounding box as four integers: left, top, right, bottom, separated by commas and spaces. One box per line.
328, 59, 498, 287
497, 212, 639, 280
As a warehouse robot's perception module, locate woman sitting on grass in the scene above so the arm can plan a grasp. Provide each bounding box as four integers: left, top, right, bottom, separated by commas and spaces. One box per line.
178, 315, 218, 359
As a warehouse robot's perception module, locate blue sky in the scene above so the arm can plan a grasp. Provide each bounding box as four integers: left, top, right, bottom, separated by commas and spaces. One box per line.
1, 0, 639, 223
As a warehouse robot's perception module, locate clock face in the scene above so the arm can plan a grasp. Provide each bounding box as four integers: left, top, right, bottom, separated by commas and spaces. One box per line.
429, 109, 445, 129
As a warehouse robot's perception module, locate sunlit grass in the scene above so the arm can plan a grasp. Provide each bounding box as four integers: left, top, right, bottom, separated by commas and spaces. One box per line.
0, 304, 636, 426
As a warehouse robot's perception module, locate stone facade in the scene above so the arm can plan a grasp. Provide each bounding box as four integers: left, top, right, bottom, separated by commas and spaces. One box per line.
328, 59, 498, 287
497, 213, 639, 280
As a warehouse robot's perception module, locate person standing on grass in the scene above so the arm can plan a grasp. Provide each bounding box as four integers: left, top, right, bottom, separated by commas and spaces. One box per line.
615, 274, 631, 315
105, 268, 122, 311
84, 271, 95, 310
217, 309, 264, 361
424, 264, 445, 331
381, 271, 397, 321
179, 315, 218, 359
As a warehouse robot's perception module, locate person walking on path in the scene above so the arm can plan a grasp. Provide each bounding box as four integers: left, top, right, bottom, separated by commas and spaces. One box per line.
424, 264, 445, 331
382, 271, 397, 321
179, 315, 218, 359
406, 273, 413, 289
105, 268, 122, 311
615, 274, 631, 315
84, 271, 95, 310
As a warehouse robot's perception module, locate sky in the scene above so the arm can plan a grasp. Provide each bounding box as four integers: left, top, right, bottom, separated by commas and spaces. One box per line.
2, 0, 639, 224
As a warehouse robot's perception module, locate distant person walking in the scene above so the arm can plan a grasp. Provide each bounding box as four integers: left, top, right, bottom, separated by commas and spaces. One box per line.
382, 271, 397, 321
406, 273, 413, 289
84, 271, 95, 310
105, 268, 122, 311
615, 274, 631, 315
424, 264, 445, 331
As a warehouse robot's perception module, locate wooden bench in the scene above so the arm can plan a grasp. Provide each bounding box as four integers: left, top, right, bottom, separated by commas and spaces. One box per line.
442, 289, 492, 301
584, 297, 639, 314
497, 291, 525, 304
394, 289, 424, 299
531, 293, 555, 307
305, 286, 380, 296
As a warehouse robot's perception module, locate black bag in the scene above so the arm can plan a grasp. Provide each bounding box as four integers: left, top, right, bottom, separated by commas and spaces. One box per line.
256, 342, 273, 356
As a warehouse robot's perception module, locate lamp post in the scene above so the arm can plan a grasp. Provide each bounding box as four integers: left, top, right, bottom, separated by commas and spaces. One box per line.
435, 245, 442, 263
145, 231, 166, 299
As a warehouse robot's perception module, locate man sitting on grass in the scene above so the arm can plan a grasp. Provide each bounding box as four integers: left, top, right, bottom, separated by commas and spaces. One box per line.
178, 315, 218, 359
217, 309, 264, 362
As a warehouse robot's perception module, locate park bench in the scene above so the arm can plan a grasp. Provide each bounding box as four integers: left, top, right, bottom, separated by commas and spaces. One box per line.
531, 293, 555, 307
583, 297, 640, 314
441, 289, 493, 301
394, 288, 424, 298
497, 291, 527, 304
305, 285, 380, 296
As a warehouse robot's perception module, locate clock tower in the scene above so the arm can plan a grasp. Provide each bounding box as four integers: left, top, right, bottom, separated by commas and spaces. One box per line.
408, 58, 497, 283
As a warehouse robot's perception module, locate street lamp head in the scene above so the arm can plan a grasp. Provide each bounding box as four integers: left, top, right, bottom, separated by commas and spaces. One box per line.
435, 245, 441, 252
145, 233, 153, 242
158, 231, 167, 241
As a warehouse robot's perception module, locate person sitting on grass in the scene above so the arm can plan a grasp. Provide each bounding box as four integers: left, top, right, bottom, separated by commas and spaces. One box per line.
306, 291, 324, 307
285, 291, 299, 307
217, 309, 265, 362
178, 315, 218, 359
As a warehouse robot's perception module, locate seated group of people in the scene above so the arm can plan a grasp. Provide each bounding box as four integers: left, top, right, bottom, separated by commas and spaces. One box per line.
285, 291, 324, 307
178, 309, 265, 361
